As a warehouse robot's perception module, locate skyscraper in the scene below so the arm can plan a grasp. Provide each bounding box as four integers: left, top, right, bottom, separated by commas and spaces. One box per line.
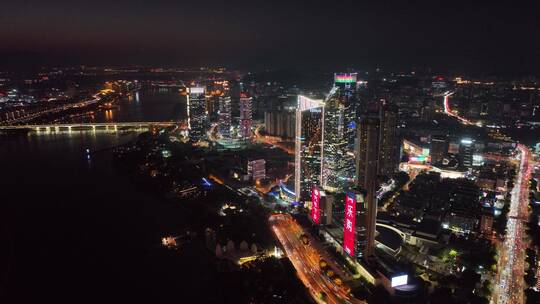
188, 87, 207, 141
239, 92, 253, 139
218, 93, 232, 138
353, 101, 399, 259
430, 135, 448, 165
378, 103, 399, 177
322, 73, 358, 192
459, 138, 474, 168
295, 95, 325, 202
355, 115, 380, 258
343, 190, 367, 260
264, 110, 295, 139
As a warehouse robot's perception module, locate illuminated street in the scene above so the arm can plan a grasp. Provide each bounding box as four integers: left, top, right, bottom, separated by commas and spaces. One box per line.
492, 145, 532, 304
253, 125, 295, 155
270, 214, 365, 304
442, 88, 535, 304
443, 91, 476, 126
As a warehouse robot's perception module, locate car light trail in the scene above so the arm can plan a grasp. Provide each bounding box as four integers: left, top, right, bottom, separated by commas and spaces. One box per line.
270, 214, 365, 304
493, 145, 532, 304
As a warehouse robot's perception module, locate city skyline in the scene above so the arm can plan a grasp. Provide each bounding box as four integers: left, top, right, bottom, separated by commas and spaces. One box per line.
2, 1, 540, 304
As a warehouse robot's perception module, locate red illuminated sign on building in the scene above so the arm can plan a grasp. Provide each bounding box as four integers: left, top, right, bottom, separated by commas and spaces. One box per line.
311, 187, 321, 224
343, 193, 356, 257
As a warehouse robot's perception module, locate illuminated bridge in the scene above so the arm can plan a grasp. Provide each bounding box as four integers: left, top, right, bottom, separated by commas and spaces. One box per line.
0, 121, 180, 132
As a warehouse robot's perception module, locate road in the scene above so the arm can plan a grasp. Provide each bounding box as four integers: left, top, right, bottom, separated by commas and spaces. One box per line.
441, 92, 533, 303
253, 125, 294, 155
492, 144, 532, 304
443, 91, 470, 125
270, 214, 365, 304
443, 91, 479, 126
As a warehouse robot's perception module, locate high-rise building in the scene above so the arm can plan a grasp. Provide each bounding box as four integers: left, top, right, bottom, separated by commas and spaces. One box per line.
355, 115, 380, 258
309, 187, 333, 226
333, 73, 359, 150
343, 190, 367, 260
295, 95, 325, 202
188, 87, 207, 141
430, 135, 448, 165
378, 103, 399, 177
322, 73, 358, 191
459, 138, 474, 168
264, 110, 295, 139
322, 194, 333, 226
353, 102, 399, 258
239, 92, 253, 139
247, 159, 266, 181
218, 93, 232, 138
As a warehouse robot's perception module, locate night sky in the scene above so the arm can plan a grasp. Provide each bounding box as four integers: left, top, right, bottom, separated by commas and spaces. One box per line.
1, 0, 539, 74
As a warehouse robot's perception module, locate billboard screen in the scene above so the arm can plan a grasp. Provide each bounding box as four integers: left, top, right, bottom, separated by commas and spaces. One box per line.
391, 275, 408, 287
343, 192, 357, 257
334, 73, 357, 84
311, 187, 321, 224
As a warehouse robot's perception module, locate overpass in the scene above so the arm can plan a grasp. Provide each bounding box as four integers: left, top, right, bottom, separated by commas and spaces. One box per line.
0, 122, 179, 132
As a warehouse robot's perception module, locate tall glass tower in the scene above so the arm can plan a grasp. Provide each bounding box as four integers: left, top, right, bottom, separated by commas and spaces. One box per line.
187, 87, 207, 142
239, 92, 253, 139
322, 73, 358, 191
355, 115, 380, 258
218, 93, 232, 139
295, 95, 325, 202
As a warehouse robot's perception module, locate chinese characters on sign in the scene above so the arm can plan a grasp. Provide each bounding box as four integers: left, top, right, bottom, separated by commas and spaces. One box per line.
310, 187, 320, 224
343, 193, 357, 256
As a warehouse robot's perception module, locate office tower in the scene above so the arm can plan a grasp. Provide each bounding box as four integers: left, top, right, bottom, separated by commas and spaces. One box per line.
333, 73, 359, 149
378, 103, 399, 177
322, 73, 358, 192
355, 115, 380, 258
459, 138, 474, 168
343, 190, 367, 260
218, 93, 232, 138
264, 110, 295, 139
295, 95, 325, 202
239, 93, 253, 139
322, 194, 334, 225
247, 159, 266, 181
430, 135, 448, 165
188, 87, 207, 141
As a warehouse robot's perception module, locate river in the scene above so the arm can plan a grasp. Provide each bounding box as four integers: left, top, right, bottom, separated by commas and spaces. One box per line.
0, 90, 220, 303
69, 88, 188, 123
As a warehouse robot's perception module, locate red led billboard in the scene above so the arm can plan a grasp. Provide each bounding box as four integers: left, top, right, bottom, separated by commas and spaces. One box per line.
310, 187, 321, 224
343, 192, 356, 257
